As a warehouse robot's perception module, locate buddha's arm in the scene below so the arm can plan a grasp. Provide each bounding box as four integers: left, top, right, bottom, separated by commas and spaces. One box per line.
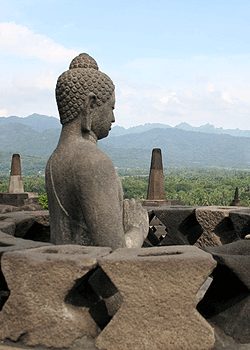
75, 157, 127, 250
123, 198, 149, 248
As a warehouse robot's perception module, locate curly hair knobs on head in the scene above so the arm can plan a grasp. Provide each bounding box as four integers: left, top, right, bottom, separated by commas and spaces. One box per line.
56, 53, 115, 125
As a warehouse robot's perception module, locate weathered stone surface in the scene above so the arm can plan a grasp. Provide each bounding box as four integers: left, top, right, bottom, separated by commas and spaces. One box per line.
88, 266, 118, 299
0, 235, 51, 314
88, 266, 123, 325
0, 204, 19, 214
140, 199, 182, 206
0, 211, 34, 232
8, 154, 24, 193
148, 216, 167, 243
0, 211, 50, 241
46, 53, 147, 250
213, 325, 250, 350
0, 245, 111, 348
0, 336, 99, 350
123, 198, 149, 247
195, 206, 239, 247
96, 246, 216, 350
0, 221, 15, 236
0, 235, 51, 257
229, 187, 243, 207
104, 292, 123, 318
147, 226, 161, 245
229, 208, 250, 239
0, 192, 40, 207
0, 203, 43, 214
0, 230, 11, 239
199, 240, 250, 344
154, 206, 203, 246
147, 148, 166, 200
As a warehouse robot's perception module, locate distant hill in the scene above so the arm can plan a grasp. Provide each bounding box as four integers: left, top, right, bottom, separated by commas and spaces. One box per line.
100, 128, 250, 169
0, 114, 61, 132
1, 114, 250, 138
110, 122, 250, 138
1, 115, 250, 170
109, 123, 171, 136
174, 122, 250, 138
0, 123, 60, 158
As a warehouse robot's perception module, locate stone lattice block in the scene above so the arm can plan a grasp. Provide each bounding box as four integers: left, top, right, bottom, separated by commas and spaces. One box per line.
229, 208, 250, 239
199, 240, 250, 345
195, 206, 239, 248
0, 235, 51, 257
154, 206, 202, 246
0, 245, 111, 348
96, 246, 216, 350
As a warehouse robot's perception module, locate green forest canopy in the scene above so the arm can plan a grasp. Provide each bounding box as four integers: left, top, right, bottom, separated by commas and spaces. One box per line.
1, 168, 250, 208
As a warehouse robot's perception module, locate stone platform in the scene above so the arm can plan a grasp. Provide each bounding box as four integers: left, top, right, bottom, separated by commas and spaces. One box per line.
0, 207, 250, 349
0, 192, 40, 207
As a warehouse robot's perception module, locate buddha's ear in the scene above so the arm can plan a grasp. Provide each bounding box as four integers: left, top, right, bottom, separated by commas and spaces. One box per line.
81, 93, 97, 132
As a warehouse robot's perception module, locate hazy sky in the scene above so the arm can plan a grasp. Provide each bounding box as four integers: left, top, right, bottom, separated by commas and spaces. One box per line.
1, 0, 250, 129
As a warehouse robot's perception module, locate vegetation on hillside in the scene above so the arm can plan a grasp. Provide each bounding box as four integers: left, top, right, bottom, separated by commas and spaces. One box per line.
2, 121, 250, 168
122, 168, 250, 206
1, 168, 250, 209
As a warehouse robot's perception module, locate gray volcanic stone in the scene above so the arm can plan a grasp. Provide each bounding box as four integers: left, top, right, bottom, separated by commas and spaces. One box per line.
0, 203, 43, 214
147, 148, 166, 200
0, 221, 15, 236
229, 187, 243, 207
8, 154, 24, 194
96, 246, 216, 350
0, 235, 51, 314
195, 206, 239, 247
154, 206, 203, 246
229, 209, 250, 239
0, 211, 50, 242
0, 245, 111, 348
0, 231, 12, 239
0, 212, 35, 237
123, 198, 149, 247
88, 266, 123, 325
0, 204, 19, 214
0, 193, 41, 208
199, 240, 250, 344
104, 292, 123, 318
46, 54, 147, 250
0, 235, 51, 257
213, 325, 250, 350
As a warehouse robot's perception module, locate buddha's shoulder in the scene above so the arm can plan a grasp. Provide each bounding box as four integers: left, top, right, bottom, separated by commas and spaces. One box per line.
77, 140, 113, 164
50, 139, 114, 171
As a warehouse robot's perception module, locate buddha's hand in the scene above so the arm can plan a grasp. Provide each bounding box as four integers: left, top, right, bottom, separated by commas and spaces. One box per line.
123, 198, 149, 248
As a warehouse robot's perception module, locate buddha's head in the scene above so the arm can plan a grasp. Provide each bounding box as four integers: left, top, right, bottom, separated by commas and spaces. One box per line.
56, 53, 115, 139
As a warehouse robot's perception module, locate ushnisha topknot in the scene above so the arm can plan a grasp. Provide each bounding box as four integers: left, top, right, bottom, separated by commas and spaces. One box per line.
69, 53, 99, 70
56, 53, 114, 125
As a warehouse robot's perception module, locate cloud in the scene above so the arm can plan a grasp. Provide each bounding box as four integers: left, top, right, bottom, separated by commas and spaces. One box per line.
0, 109, 7, 118
0, 22, 82, 118
0, 22, 78, 63
113, 55, 250, 129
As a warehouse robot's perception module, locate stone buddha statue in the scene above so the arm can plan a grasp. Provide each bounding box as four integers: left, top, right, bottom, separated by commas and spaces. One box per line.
46, 53, 148, 250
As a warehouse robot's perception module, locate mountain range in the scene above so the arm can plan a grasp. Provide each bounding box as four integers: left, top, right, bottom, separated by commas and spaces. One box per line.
0, 114, 61, 132
1, 114, 250, 173
1, 114, 250, 138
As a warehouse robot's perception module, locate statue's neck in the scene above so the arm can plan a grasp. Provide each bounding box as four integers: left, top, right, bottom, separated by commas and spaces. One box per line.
59, 119, 98, 144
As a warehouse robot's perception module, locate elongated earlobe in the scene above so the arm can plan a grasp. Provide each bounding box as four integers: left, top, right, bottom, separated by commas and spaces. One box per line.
81, 93, 96, 132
